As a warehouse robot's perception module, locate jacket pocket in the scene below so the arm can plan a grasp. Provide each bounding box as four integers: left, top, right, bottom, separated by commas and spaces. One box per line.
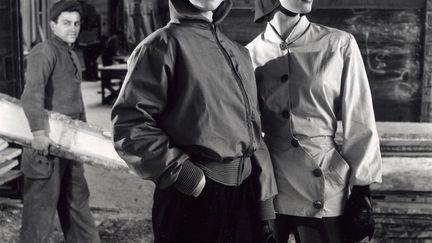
21, 149, 55, 179
323, 147, 350, 186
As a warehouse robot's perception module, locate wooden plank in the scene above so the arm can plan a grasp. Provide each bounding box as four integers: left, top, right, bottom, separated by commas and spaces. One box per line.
0, 93, 128, 171
0, 138, 8, 151
421, 0, 432, 121
373, 196, 432, 215
371, 157, 432, 192
334, 121, 432, 156
0, 169, 22, 185
0, 159, 18, 176
369, 192, 432, 240
374, 213, 432, 239
0, 148, 21, 164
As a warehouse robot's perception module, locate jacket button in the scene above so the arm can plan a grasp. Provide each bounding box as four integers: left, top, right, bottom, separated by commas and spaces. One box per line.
280, 42, 289, 50
291, 139, 299, 147
281, 110, 290, 119
313, 168, 322, 177
280, 74, 289, 83
313, 200, 323, 210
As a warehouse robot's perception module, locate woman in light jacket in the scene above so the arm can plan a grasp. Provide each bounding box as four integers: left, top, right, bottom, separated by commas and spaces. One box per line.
247, 0, 382, 242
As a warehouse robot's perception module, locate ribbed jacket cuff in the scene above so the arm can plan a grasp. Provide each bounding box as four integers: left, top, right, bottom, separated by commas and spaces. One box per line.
260, 198, 276, 220
174, 160, 204, 195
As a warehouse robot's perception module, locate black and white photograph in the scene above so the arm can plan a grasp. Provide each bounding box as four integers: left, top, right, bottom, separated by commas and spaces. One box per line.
0, 0, 431, 242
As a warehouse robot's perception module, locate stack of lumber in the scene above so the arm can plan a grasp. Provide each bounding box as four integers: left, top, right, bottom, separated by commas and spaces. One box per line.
335, 123, 432, 241
0, 138, 22, 185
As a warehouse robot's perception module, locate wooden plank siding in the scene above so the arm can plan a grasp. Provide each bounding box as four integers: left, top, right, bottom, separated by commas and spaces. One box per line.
221, 5, 425, 121
421, 0, 432, 121
309, 9, 423, 121
87, 0, 110, 36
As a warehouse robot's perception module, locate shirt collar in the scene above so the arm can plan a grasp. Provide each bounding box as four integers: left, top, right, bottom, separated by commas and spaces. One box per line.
52, 35, 74, 51
263, 15, 310, 45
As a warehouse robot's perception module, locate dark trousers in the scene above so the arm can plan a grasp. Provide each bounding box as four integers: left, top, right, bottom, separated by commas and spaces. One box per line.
276, 214, 353, 243
20, 149, 100, 243
152, 176, 261, 243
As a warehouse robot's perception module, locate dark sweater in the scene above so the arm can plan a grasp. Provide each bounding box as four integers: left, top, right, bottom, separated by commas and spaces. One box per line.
22, 36, 86, 132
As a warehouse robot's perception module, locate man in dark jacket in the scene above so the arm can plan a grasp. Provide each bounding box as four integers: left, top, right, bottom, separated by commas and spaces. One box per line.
111, 0, 278, 242
20, 1, 100, 242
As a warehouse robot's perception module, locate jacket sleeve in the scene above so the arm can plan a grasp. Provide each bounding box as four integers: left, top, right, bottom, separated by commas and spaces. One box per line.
21, 45, 54, 132
340, 34, 382, 186
111, 40, 204, 195
251, 136, 278, 220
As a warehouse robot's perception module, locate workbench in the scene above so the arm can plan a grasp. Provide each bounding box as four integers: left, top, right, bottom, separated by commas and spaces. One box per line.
98, 63, 127, 104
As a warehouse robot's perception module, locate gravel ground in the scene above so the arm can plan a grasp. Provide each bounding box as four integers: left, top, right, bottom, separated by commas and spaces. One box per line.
0, 203, 154, 243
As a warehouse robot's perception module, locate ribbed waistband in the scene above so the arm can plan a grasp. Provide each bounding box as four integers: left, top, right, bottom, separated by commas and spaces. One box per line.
194, 157, 252, 186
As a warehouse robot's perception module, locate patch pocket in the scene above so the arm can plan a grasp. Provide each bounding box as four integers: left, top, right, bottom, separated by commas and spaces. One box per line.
323, 148, 350, 186
21, 149, 55, 179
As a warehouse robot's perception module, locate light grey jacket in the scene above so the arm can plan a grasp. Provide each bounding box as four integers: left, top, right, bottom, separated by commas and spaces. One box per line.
247, 16, 382, 218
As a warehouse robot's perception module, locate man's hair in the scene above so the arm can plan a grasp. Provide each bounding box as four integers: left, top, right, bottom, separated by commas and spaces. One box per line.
50, 0, 83, 23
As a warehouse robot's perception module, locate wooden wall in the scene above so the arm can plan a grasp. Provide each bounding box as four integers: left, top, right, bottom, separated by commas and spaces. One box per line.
309, 9, 423, 121
221, 1, 428, 122
87, 0, 110, 36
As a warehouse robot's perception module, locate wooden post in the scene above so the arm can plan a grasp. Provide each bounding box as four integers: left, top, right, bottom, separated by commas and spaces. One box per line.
421, 0, 432, 122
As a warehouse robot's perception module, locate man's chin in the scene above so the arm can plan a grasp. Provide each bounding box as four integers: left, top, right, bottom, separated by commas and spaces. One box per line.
67, 38, 77, 44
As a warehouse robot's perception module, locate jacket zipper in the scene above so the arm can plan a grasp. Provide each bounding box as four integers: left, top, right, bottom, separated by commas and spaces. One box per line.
209, 24, 254, 184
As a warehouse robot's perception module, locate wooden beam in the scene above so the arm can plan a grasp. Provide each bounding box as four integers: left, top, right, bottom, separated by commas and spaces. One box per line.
0, 93, 128, 171
0, 170, 22, 185
0, 148, 21, 164
0, 159, 18, 176
371, 157, 432, 191
421, 0, 432, 121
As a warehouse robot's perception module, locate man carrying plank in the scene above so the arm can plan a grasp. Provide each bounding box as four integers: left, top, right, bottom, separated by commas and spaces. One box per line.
19, 1, 100, 242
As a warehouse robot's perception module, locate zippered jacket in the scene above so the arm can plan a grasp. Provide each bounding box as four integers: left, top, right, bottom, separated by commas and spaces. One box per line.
111, 0, 277, 217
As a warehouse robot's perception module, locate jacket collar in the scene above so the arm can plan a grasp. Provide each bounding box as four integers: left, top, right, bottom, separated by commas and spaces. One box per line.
52, 35, 74, 51
263, 15, 310, 45
169, 0, 232, 25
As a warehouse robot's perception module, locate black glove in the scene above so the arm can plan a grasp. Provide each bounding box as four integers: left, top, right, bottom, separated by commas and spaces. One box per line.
343, 185, 375, 242
260, 219, 278, 243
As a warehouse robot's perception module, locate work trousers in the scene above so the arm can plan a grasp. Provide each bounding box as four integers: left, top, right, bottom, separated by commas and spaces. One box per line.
276, 214, 353, 243
20, 149, 100, 243
152, 176, 261, 243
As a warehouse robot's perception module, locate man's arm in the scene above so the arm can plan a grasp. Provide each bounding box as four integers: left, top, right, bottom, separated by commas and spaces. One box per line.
21, 45, 57, 155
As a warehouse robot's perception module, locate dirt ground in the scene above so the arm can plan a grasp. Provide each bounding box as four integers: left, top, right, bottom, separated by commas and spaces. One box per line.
0, 164, 156, 243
